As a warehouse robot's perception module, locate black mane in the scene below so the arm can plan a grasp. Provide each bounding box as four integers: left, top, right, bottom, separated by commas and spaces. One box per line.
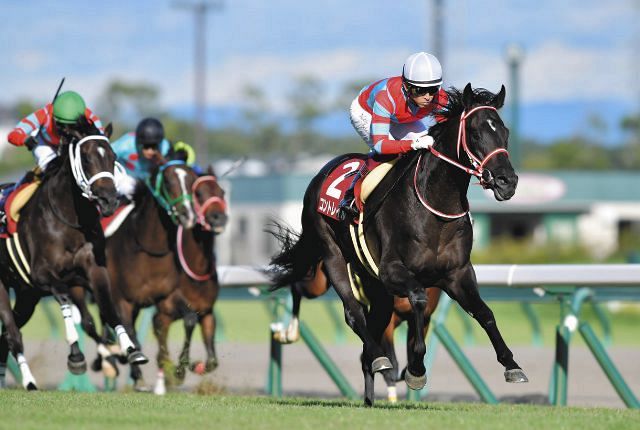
429, 86, 499, 140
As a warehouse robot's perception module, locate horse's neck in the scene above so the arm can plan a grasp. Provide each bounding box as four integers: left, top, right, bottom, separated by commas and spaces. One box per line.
420, 127, 472, 215
42, 158, 96, 225
135, 190, 174, 242
180, 226, 214, 271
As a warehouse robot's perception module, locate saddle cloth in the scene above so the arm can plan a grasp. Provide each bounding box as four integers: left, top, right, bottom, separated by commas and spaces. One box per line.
316, 155, 398, 222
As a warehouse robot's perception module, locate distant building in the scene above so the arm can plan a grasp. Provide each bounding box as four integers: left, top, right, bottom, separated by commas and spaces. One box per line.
215, 170, 640, 265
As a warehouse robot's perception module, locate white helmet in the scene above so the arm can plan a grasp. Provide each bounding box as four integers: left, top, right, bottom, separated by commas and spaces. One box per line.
402, 52, 443, 87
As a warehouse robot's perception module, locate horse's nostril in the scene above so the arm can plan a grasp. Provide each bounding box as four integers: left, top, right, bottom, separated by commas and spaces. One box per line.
496, 176, 509, 186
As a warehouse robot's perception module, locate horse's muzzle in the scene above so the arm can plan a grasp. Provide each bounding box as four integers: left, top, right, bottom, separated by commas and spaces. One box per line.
492, 172, 518, 201
207, 212, 228, 235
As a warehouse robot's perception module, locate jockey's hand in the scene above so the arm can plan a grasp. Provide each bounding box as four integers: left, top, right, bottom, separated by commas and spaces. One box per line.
24, 136, 36, 151
410, 133, 434, 150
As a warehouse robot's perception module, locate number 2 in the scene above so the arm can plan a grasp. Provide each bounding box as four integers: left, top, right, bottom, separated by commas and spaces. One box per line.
326, 162, 361, 199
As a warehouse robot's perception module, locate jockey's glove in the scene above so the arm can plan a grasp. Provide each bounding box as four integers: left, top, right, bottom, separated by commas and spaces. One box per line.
410, 133, 434, 150
24, 136, 36, 151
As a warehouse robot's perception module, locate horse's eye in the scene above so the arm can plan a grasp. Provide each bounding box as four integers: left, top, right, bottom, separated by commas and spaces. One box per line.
472, 131, 481, 140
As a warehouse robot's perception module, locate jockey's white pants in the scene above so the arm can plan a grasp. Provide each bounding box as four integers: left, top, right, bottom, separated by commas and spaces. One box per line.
349, 97, 428, 151
32, 143, 58, 171
32, 139, 137, 200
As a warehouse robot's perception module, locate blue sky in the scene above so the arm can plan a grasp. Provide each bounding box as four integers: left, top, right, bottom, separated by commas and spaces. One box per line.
1, 0, 638, 143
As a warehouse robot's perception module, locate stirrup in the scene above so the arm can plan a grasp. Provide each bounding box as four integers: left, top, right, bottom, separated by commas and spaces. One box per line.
339, 202, 359, 221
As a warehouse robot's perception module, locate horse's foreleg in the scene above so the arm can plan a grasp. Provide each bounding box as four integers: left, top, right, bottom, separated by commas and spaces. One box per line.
152, 309, 172, 395
88, 266, 148, 366
175, 310, 197, 384
51, 291, 87, 375
198, 311, 218, 373
447, 267, 528, 383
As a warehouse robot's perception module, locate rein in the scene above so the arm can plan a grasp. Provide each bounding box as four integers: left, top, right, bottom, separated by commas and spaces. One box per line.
414, 105, 509, 219
177, 225, 213, 281
192, 175, 227, 231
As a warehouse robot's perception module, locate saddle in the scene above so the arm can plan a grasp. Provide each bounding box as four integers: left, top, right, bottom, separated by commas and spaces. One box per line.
0, 180, 40, 238
316, 154, 398, 223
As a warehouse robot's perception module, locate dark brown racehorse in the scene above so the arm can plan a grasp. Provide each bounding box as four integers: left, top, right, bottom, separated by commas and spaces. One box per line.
151, 169, 228, 394
269, 84, 527, 406
0, 117, 147, 390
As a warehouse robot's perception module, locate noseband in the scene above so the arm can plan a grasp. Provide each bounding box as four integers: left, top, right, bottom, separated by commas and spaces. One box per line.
192, 176, 227, 231
69, 135, 117, 200
414, 105, 510, 219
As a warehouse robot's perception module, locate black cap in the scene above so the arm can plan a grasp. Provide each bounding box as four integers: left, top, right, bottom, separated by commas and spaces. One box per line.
135, 118, 164, 148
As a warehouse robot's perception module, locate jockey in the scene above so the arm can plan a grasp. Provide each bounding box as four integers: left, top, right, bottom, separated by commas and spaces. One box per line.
0, 91, 108, 230
339, 51, 448, 220
111, 117, 198, 198
8, 91, 104, 171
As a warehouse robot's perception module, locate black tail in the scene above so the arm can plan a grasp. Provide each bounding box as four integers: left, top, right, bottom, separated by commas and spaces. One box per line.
266, 221, 321, 290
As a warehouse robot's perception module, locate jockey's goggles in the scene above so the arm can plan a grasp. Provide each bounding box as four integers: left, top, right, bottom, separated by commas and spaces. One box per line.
406, 83, 440, 97
141, 143, 160, 150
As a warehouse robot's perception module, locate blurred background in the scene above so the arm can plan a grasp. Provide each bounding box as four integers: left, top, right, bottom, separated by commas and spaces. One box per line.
1, 0, 639, 266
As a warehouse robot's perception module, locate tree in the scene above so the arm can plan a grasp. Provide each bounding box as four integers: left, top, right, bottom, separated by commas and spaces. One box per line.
97, 80, 162, 127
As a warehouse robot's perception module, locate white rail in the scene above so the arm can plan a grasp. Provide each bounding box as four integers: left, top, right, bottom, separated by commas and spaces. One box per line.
216, 264, 640, 288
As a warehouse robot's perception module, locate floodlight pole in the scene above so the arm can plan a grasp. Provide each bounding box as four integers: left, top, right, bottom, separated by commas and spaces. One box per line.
506, 43, 524, 170
173, 0, 224, 165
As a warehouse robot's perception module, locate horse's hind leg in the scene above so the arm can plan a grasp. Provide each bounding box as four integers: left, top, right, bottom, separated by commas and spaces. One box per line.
361, 285, 394, 407
0, 287, 38, 390
447, 267, 528, 383
380, 311, 403, 403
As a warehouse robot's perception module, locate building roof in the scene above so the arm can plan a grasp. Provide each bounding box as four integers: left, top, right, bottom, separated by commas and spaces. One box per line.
228, 170, 640, 213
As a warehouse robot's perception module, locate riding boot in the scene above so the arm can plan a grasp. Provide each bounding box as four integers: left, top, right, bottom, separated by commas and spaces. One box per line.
339, 171, 362, 221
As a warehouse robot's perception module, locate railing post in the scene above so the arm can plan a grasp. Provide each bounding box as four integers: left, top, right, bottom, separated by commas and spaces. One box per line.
520, 302, 543, 346
579, 322, 639, 408
267, 327, 282, 397
299, 321, 358, 400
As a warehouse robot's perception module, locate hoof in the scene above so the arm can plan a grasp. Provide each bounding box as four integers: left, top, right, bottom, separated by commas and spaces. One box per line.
26, 382, 38, 391
371, 357, 393, 373
102, 356, 120, 379
91, 356, 102, 372
205, 358, 218, 373
67, 355, 87, 375
174, 365, 186, 383
505, 368, 529, 383
133, 379, 150, 393
404, 368, 427, 390
126, 349, 149, 366
190, 361, 206, 375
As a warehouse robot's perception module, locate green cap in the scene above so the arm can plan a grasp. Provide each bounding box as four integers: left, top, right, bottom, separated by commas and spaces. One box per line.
53, 91, 86, 124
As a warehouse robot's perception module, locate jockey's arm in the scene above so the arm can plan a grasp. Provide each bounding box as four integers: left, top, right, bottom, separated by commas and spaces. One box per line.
369, 103, 413, 155
7, 107, 48, 147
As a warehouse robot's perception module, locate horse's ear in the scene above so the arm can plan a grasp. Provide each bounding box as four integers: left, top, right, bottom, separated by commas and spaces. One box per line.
462, 83, 474, 109
206, 165, 217, 177
492, 85, 506, 109
104, 122, 113, 139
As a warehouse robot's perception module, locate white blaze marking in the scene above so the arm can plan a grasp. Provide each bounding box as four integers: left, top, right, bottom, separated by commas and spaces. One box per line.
487, 119, 497, 131
97, 147, 106, 157
175, 168, 196, 225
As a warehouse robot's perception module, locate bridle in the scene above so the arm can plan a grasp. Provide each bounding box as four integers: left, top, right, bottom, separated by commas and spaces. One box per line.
414, 105, 510, 219
192, 175, 227, 231
69, 135, 119, 200
149, 160, 194, 225
175, 175, 227, 281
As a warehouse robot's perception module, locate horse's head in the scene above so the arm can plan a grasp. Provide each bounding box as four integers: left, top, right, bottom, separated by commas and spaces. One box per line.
193, 166, 228, 234
150, 160, 197, 229
459, 83, 518, 201
60, 117, 119, 216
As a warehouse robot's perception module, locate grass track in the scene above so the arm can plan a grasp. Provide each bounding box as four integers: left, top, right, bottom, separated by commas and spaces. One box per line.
0, 391, 637, 430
